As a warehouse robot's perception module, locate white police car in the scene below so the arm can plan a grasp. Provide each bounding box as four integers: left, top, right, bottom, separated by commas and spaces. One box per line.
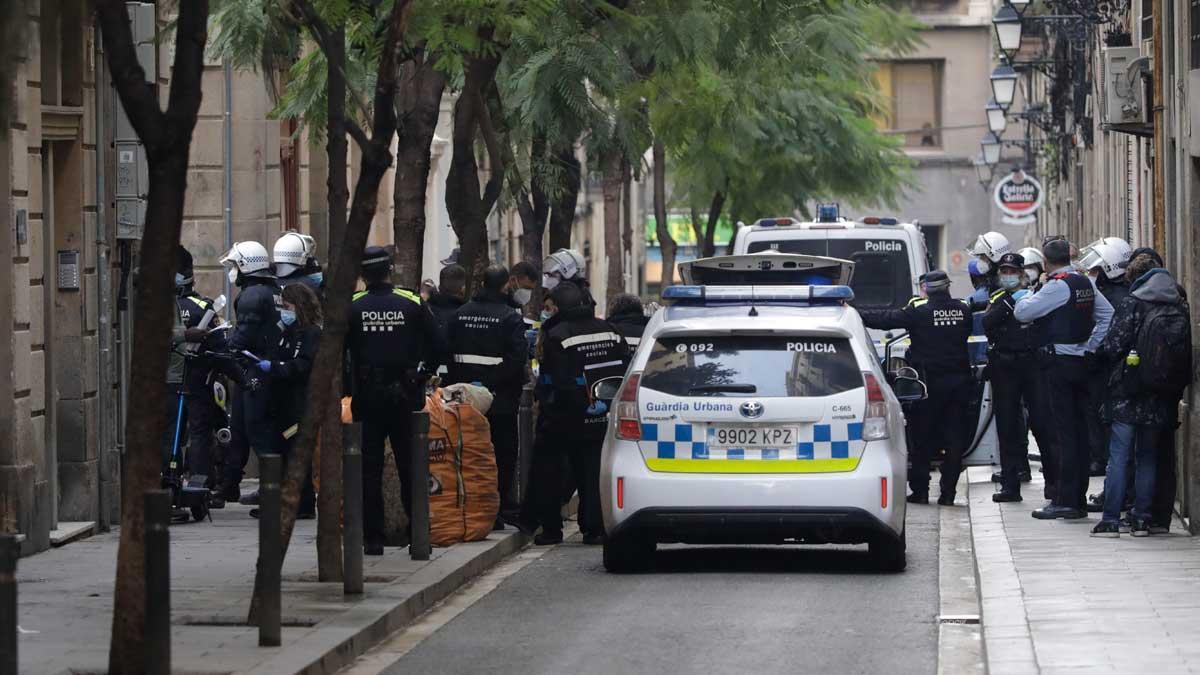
596, 254, 918, 573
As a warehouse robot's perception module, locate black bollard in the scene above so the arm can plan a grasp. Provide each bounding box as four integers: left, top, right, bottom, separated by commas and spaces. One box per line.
342, 423, 364, 595
144, 489, 172, 675
409, 411, 431, 561
517, 384, 535, 505
258, 454, 282, 647
1, 534, 18, 675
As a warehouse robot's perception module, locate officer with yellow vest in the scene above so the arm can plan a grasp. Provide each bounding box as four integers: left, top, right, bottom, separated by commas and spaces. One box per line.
346, 246, 441, 555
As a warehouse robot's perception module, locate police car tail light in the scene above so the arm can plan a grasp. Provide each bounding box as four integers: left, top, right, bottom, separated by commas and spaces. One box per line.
616, 372, 642, 440
862, 372, 889, 441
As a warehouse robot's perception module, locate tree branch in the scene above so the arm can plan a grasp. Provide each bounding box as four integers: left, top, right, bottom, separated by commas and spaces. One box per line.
343, 117, 371, 151
163, 0, 210, 140
96, 0, 166, 150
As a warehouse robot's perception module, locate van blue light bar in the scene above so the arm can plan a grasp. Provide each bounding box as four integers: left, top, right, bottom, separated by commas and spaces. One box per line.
753, 217, 797, 228
662, 285, 855, 304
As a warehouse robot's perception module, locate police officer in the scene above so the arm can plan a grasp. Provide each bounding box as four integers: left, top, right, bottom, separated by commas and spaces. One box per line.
1014, 239, 1113, 519
173, 247, 223, 501
1018, 247, 1046, 289
273, 231, 323, 291
446, 265, 529, 527
860, 270, 973, 505
217, 241, 284, 503
606, 293, 649, 350
983, 253, 1056, 503
346, 247, 441, 555
541, 248, 594, 304
521, 281, 629, 545
1080, 238, 1133, 478
970, 231, 1013, 292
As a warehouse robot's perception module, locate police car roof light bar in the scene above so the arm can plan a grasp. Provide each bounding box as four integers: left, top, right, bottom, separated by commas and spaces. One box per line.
753, 217, 797, 228
860, 216, 900, 226
662, 285, 855, 305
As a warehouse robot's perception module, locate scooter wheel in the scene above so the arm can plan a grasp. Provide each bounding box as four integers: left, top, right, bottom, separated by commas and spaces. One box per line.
191, 505, 210, 523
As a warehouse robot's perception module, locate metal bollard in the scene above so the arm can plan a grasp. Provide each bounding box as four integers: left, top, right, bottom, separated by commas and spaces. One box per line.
517, 385, 535, 506
1, 534, 18, 675
342, 423, 364, 595
144, 490, 172, 675
258, 454, 282, 647
409, 411, 431, 561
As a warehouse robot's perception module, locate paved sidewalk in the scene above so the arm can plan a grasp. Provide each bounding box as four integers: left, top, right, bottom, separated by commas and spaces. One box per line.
967, 464, 1200, 675
15, 489, 527, 674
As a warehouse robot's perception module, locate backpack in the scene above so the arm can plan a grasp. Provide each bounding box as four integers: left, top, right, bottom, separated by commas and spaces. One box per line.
1134, 301, 1192, 395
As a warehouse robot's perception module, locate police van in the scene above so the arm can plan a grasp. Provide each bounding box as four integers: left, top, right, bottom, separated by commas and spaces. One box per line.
731, 206, 930, 314
732, 208, 999, 469
596, 254, 920, 573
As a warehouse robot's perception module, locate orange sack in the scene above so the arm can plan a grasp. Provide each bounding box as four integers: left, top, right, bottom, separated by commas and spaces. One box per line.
425, 389, 499, 546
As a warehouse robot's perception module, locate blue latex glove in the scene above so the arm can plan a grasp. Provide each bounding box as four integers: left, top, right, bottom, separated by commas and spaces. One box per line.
1012, 289, 1031, 301
585, 400, 609, 416
257, 359, 272, 373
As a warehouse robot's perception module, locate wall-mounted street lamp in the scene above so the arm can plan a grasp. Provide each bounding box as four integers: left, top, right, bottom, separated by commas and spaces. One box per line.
974, 156, 996, 191
990, 62, 1019, 108
992, 4, 1024, 61
981, 132, 1003, 166
986, 99, 1008, 135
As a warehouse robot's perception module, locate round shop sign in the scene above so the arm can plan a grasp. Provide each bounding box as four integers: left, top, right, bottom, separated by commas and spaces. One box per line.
993, 169, 1044, 218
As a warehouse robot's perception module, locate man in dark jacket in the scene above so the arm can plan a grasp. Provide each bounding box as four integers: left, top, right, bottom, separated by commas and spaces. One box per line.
428, 264, 467, 337
983, 253, 1053, 502
859, 270, 973, 505
173, 247, 222, 499
521, 282, 630, 545
1082, 239, 1133, 478
606, 293, 649, 350
1090, 256, 1191, 537
217, 241, 284, 502
446, 265, 529, 526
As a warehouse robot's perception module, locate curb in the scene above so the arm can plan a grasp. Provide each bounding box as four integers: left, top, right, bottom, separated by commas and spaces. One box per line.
244, 530, 530, 675
937, 473, 985, 675
964, 466, 1039, 675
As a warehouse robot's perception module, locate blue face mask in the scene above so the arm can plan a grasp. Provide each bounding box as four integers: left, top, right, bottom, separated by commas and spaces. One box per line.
306, 272, 323, 286
280, 309, 297, 326
175, 273, 187, 287
999, 274, 1021, 290
540, 310, 554, 322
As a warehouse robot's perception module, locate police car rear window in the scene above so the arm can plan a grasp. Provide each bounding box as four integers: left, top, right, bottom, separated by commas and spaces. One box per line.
640, 336, 862, 398
746, 239, 912, 310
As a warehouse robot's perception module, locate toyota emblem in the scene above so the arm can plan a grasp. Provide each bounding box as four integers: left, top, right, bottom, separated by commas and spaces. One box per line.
739, 401, 764, 419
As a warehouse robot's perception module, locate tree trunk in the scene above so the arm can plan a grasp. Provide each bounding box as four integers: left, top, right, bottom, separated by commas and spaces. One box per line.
523, 134, 550, 269
725, 204, 741, 255
97, 2, 209, 672
445, 52, 501, 290
548, 145, 581, 252
652, 141, 676, 290
315, 23, 348, 585
689, 204, 703, 253
702, 190, 725, 258
247, 0, 413, 623
601, 152, 623, 305
621, 159, 633, 293
393, 53, 446, 289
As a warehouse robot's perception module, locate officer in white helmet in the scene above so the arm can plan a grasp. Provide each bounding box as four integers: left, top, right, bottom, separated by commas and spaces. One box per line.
273, 231, 323, 291
1078, 237, 1134, 480
216, 241, 284, 503
969, 231, 1013, 292
1017, 247, 1046, 289
542, 249, 588, 288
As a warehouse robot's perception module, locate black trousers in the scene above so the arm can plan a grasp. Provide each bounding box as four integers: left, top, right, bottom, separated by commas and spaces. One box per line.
908, 373, 973, 498
1045, 354, 1092, 510
522, 424, 604, 536
992, 354, 1052, 493
488, 411, 519, 514
1086, 368, 1110, 467
362, 411, 414, 544
1151, 425, 1177, 525
185, 377, 219, 481
221, 384, 276, 488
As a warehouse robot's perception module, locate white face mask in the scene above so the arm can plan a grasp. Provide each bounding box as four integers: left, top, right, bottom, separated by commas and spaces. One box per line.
512, 288, 533, 306
227, 267, 239, 284
976, 258, 991, 275
1024, 268, 1039, 283
542, 273, 560, 290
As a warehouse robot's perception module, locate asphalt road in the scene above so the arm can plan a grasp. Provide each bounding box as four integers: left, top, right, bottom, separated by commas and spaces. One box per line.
377, 502, 942, 675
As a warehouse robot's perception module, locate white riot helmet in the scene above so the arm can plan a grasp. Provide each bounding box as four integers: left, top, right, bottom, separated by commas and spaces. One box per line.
273, 232, 316, 277
970, 231, 1012, 263
220, 241, 272, 284
542, 248, 587, 289
1079, 237, 1132, 280
1017, 246, 1045, 284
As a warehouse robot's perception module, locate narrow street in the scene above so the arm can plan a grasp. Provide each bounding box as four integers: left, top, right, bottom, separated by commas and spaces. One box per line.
353, 503, 941, 675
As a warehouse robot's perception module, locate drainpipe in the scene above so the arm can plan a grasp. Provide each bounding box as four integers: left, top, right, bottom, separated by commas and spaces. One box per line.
94, 23, 111, 530
223, 60, 233, 301
1151, 0, 1165, 254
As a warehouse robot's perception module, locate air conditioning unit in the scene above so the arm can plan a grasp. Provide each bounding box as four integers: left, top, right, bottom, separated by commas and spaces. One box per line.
1101, 46, 1151, 132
